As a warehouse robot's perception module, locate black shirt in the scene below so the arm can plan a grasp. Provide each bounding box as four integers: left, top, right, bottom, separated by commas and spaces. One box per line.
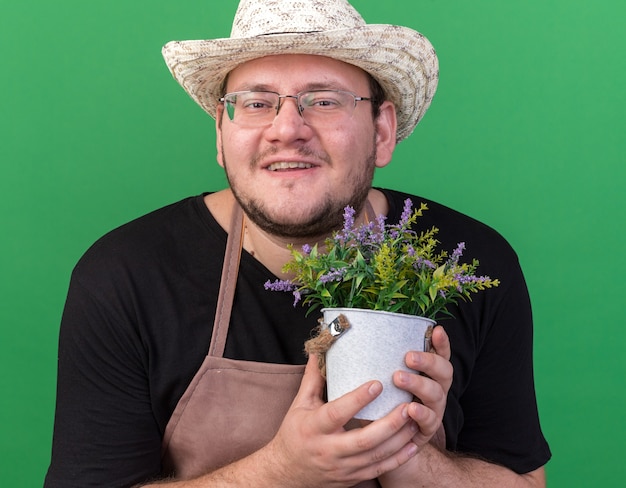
45, 189, 551, 487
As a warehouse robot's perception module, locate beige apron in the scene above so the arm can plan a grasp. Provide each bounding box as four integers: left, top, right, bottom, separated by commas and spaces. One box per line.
161, 202, 443, 485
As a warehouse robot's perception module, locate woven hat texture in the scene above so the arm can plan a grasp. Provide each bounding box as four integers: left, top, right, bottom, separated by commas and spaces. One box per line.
162, 0, 439, 141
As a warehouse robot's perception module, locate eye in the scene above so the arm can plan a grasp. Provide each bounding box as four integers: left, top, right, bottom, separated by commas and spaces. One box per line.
302, 92, 343, 111
314, 98, 338, 107
241, 96, 275, 111
235, 92, 277, 113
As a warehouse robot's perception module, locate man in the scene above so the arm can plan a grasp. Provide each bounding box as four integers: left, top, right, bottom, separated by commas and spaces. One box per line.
45, 0, 551, 486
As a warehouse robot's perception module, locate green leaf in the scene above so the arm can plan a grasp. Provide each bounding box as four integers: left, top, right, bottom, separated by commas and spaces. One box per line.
429, 284, 438, 302
433, 264, 445, 279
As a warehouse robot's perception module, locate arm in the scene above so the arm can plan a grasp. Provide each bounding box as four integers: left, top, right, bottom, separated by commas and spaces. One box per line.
381, 444, 546, 487
45, 278, 163, 487
378, 327, 547, 487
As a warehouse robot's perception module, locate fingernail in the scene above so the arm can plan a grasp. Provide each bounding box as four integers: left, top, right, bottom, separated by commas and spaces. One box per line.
407, 442, 418, 457
368, 381, 382, 396
397, 371, 410, 384
402, 405, 409, 419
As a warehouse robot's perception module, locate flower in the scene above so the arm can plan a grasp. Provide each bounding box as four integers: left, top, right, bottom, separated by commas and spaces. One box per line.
265, 199, 500, 320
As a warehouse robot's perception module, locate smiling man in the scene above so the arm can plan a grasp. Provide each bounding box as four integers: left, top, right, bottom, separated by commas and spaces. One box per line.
214, 55, 392, 247
44, 1, 551, 487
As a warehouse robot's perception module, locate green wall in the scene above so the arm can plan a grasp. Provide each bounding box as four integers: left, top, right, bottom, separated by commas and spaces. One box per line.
1, 1, 624, 485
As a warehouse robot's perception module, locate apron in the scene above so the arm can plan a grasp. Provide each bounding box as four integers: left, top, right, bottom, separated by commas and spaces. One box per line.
161, 202, 443, 485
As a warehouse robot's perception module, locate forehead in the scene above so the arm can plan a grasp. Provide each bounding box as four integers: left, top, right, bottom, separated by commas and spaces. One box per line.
224, 54, 371, 92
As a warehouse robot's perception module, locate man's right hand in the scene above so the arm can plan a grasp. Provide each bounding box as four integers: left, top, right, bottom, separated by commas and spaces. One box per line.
258, 354, 420, 488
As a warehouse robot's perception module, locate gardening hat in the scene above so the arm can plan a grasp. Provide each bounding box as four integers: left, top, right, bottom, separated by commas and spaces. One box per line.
162, 0, 439, 142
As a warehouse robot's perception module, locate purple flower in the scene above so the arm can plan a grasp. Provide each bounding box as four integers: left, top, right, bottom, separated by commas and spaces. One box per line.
454, 273, 493, 293
356, 221, 376, 245
319, 267, 346, 283
301, 244, 312, 255
340, 206, 356, 239
264, 279, 296, 292
456, 274, 488, 284
374, 214, 387, 242
265, 280, 303, 307
415, 257, 436, 270
400, 199, 413, 226
450, 242, 466, 265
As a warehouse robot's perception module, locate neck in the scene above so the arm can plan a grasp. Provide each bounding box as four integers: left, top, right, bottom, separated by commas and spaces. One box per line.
204, 188, 389, 278
242, 215, 315, 278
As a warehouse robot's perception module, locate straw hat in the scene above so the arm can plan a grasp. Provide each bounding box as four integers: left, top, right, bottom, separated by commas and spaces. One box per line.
162, 0, 438, 142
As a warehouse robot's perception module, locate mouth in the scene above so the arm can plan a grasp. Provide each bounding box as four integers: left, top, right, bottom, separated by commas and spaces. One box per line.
266, 161, 315, 171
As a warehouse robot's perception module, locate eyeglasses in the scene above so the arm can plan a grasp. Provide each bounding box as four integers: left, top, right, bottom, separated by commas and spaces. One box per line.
218, 90, 372, 128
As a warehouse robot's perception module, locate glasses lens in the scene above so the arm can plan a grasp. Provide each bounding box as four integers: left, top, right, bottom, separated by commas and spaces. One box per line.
300, 91, 352, 111
299, 91, 356, 124
225, 98, 236, 121
224, 92, 278, 126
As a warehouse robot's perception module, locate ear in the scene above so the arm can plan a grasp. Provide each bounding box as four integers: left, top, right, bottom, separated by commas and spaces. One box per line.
374, 101, 397, 168
215, 104, 225, 168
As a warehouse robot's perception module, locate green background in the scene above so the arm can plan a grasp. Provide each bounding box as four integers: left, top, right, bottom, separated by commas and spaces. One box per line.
1, 0, 624, 485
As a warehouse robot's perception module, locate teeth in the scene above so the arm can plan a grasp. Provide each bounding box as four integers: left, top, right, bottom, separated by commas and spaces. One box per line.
267, 162, 313, 171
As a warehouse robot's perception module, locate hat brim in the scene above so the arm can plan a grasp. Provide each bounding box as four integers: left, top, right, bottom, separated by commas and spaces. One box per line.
162, 24, 438, 142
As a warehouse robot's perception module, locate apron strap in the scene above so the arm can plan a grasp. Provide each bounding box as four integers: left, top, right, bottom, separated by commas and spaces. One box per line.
364, 199, 376, 223
208, 199, 375, 358
209, 203, 244, 357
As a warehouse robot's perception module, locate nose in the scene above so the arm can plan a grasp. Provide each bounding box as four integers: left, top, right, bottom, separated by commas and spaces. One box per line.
266, 95, 311, 142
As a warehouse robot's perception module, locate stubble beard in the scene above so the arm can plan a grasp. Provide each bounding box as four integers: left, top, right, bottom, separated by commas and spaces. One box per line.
222, 143, 377, 241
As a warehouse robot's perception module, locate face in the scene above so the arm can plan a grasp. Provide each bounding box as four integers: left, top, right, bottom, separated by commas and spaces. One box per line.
216, 54, 397, 240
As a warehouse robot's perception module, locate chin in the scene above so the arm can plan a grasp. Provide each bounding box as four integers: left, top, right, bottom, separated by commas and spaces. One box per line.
246, 200, 346, 240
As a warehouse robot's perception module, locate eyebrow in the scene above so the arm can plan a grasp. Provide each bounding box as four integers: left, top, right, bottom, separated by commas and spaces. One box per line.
229, 82, 351, 93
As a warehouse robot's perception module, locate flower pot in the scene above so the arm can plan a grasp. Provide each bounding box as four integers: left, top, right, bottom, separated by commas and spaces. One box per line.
322, 307, 435, 421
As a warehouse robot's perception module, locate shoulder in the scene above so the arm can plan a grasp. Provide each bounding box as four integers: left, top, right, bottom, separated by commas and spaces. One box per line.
71, 194, 223, 288
380, 188, 515, 255
379, 188, 524, 303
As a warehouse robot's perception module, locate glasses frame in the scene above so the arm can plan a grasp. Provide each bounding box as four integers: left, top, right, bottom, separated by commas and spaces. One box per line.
218, 89, 372, 127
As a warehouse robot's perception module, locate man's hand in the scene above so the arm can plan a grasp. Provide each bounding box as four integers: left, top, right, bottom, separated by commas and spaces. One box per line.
140, 329, 452, 488
261, 353, 423, 488
392, 324, 452, 449
378, 326, 545, 488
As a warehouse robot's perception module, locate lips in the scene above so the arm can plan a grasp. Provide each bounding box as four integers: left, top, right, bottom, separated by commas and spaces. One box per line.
266, 161, 315, 171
